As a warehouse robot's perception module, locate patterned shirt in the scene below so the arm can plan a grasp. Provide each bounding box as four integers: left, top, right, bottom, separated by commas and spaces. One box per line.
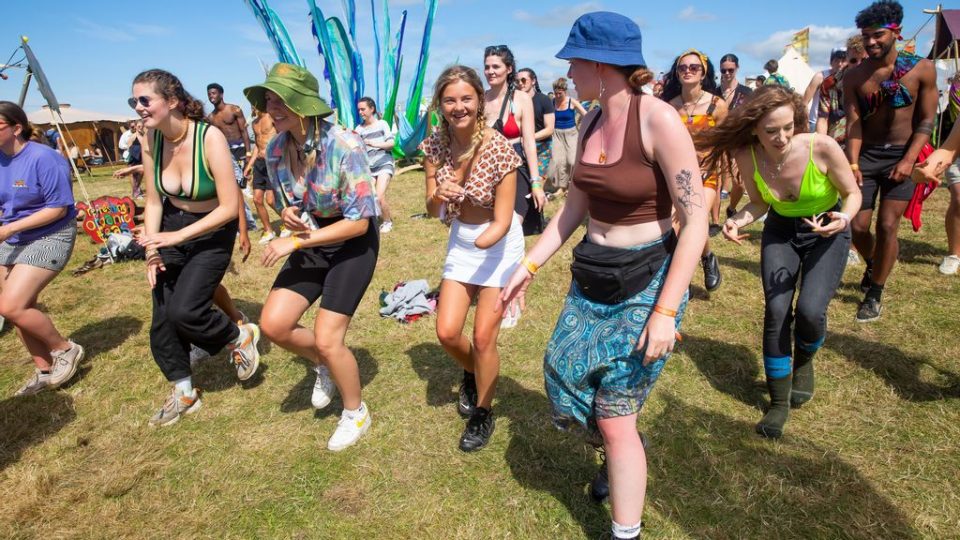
818, 68, 848, 144
765, 73, 791, 90
420, 130, 522, 225
265, 121, 379, 221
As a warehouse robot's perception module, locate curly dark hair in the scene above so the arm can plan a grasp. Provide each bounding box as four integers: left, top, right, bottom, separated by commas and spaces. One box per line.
661, 51, 720, 103
855, 0, 903, 29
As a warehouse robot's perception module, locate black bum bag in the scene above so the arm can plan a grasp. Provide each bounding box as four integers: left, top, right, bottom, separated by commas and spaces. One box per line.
570, 233, 677, 304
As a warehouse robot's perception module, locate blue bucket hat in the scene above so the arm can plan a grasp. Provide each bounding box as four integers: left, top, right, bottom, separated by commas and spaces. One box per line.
556, 11, 646, 67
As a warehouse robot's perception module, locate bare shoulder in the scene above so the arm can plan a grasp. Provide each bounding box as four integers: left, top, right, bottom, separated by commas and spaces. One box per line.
811, 132, 842, 158
643, 96, 686, 133
733, 146, 753, 168
203, 123, 228, 146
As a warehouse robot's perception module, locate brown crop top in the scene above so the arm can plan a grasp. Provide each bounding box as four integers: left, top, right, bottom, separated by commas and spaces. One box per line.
572, 93, 673, 225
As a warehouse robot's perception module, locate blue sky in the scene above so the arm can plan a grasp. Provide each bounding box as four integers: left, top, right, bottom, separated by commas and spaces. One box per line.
0, 0, 940, 118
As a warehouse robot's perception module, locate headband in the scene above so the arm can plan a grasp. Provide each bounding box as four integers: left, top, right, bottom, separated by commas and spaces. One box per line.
863, 23, 904, 39
678, 48, 709, 70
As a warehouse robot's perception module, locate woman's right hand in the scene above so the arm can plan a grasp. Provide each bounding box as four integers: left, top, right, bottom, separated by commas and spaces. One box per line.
913, 149, 953, 184
498, 265, 534, 315
280, 206, 308, 232
434, 180, 465, 203
722, 219, 749, 245
145, 252, 165, 289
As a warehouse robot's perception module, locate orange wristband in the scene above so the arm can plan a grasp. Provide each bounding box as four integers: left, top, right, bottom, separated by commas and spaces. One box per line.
653, 304, 677, 318
521, 256, 539, 275
291, 236, 303, 250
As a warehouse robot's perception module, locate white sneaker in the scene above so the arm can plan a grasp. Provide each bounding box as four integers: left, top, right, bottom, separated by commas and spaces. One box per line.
312, 364, 337, 409
258, 231, 276, 245
379, 221, 393, 233
940, 254, 960, 275
279, 228, 292, 238
847, 249, 861, 266
189, 345, 211, 368
15, 369, 50, 396
327, 402, 371, 451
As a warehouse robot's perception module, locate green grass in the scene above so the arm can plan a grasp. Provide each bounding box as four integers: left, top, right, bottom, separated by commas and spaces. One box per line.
1, 166, 958, 539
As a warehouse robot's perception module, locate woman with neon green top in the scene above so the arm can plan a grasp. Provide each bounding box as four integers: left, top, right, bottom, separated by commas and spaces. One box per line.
699, 85, 861, 439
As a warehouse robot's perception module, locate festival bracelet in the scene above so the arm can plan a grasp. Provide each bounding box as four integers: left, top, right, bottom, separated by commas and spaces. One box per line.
849, 163, 860, 171
653, 304, 678, 318
834, 212, 851, 225
521, 256, 540, 275
291, 235, 304, 251
145, 249, 159, 260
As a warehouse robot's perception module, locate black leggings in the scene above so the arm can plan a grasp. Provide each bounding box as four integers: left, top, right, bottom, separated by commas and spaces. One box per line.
151, 200, 239, 381
760, 208, 850, 377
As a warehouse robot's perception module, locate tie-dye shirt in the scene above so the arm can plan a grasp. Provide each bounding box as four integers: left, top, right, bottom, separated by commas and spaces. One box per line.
265, 121, 379, 221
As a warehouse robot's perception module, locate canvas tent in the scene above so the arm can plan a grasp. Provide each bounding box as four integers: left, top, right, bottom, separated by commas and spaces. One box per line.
928, 9, 960, 61
27, 104, 133, 163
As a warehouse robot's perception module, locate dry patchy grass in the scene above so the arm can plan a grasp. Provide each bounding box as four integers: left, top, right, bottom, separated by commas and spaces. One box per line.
0, 166, 958, 539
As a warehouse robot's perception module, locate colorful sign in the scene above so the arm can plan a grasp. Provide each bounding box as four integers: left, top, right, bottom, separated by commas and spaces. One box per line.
75, 196, 137, 244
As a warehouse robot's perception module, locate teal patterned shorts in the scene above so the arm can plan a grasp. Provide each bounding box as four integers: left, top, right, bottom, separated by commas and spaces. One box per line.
543, 238, 687, 440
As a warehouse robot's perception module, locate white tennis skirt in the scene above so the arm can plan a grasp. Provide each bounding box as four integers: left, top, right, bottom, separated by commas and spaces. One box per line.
443, 215, 524, 287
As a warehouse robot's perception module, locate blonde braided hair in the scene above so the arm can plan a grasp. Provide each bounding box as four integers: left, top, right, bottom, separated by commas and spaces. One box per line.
431, 65, 488, 165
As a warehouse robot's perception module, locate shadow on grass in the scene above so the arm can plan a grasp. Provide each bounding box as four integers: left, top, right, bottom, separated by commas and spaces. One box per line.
826, 332, 960, 402
497, 377, 610, 539
0, 392, 75, 472
406, 342, 460, 409
682, 334, 764, 409
279, 348, 379, 415
648, 393, 920, 539
716, 254, 761, 277
898, 237, 942, 264
60, 315, 143, 388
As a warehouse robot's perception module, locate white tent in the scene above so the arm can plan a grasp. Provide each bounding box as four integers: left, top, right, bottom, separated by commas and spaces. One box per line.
775, 46, 817, 97
27, 104, 133, 125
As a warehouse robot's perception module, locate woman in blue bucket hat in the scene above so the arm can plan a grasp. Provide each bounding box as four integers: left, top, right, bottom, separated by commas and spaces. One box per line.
500, 12, 708, 539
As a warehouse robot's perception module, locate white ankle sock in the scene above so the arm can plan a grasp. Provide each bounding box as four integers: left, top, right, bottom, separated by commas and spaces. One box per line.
612, 520, 642, 539
174, 377, 193, 397
343, 402, 366, 419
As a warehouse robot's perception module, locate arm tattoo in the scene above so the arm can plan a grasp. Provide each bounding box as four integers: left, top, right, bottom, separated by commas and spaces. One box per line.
916, 120, 933, 136
676, 169, 703, 215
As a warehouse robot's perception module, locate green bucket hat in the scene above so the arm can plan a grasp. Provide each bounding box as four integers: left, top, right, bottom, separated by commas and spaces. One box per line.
244, 63, 332, 118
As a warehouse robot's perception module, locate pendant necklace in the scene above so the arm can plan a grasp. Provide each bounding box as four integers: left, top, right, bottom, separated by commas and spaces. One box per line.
598, 96, 632, 164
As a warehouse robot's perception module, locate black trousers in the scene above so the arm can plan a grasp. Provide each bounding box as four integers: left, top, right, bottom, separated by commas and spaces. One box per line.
150, 200, 239, 381
760, 206, 850, 365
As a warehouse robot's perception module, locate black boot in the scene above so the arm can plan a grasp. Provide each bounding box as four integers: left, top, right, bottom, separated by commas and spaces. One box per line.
457, 371, 477, 417
702, 252, 722, 291
790, 347, 816, 408
589, 433, 648, 502
459, 407, 495, 452
756, 376, 792, 439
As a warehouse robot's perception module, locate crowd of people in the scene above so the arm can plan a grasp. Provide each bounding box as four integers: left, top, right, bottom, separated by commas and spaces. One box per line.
0, 1, 954, 537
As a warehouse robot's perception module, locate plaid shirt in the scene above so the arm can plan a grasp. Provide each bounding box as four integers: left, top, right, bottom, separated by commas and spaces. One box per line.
265, 121, 379, 221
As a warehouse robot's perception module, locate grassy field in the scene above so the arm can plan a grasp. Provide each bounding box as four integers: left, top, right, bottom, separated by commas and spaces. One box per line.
1, 166, 958, 539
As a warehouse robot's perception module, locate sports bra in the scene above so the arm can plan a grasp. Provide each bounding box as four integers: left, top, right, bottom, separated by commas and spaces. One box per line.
750, 135, 839, 217
153, 121, 218, 201
572, 93, 673, 225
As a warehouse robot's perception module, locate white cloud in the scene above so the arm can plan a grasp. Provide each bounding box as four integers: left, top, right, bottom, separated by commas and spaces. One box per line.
738, 25, 857, 70
73, 18, 135, 42
126, 23, 174, 37
514, 2, 603, 29
677, 6, 716, 22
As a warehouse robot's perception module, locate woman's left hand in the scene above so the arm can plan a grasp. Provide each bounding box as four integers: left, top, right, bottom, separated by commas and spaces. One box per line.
802, 212, 848, 238
238, 232, 251, 262
261, 237, 298, 267
0, 225, 13, 244
138, 231, 185, 250
531, 187, 547, 211
636, 311, 678, 365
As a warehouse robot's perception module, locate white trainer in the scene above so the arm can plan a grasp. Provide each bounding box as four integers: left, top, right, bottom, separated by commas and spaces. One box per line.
327, 402, 371, 451
312, 364, 337, 409
258, 231, 277, 245
939, 254, 960, 275
379, 221, 393, 233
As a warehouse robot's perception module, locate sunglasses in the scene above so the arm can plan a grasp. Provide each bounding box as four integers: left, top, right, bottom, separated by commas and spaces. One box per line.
518, 77, 529, 84
677, 64, 704, 74
484, 44, 510, 56
720, 68, 736, 74
127, 95, 152, 109
847, 58, 861, 65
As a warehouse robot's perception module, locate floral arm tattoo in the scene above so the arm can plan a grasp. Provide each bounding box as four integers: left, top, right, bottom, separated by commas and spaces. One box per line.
676, 169, 703, 215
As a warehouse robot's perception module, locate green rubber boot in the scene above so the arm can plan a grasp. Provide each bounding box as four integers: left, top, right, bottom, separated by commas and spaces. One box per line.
790, 347, 816, 408
756, 376, 792, 439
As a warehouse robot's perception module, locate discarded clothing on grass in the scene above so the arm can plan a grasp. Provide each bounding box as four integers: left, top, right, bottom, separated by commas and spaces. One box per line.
379, 279, 438, 323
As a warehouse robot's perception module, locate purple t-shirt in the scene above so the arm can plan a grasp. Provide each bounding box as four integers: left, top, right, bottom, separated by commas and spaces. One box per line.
0, 141, 76, 244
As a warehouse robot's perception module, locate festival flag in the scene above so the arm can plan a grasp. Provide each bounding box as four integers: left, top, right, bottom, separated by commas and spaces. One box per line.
791, 27, 810, 63
20, 37, 60, 113
902, 39, 917, 54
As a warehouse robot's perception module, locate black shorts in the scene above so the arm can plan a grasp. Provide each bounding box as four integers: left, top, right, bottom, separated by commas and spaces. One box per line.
271, 217, 379, 316
252, 158, 270, 191
859, 144, 914, 210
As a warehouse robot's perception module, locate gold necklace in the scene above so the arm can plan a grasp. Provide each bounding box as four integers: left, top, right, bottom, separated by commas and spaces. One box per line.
598, 96, 632, 164
682, 90, 703, 124
164, 120, 190, 145
761, 140, 792, 184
